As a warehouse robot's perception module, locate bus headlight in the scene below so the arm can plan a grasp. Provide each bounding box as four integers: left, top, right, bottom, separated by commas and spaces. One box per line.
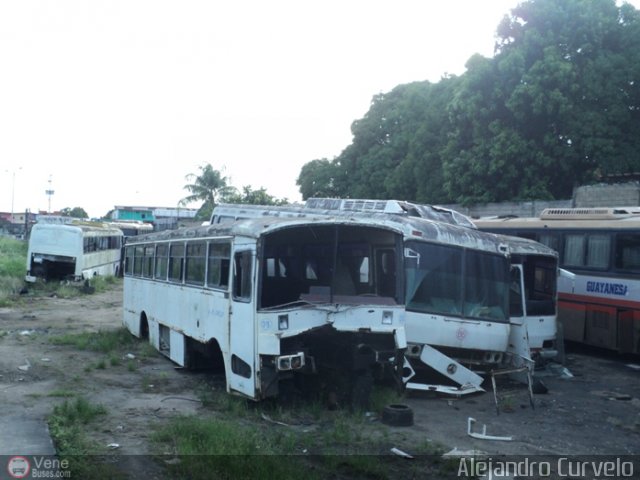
277, 352, 305, 371
382, 310, 393, 325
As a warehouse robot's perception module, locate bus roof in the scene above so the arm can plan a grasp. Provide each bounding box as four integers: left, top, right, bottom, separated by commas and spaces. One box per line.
213, 199, 476, 230
130, 213, 509, 254
31, 222, 123, 236
490, 233, 558, 258
474, 207, 640, 230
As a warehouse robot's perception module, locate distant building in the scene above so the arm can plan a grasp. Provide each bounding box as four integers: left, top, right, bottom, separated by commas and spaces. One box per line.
111, 205, 198, 231
0, 211, 38, 238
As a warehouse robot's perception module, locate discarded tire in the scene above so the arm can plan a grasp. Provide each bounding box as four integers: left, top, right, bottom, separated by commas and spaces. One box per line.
381, 404, 414, 427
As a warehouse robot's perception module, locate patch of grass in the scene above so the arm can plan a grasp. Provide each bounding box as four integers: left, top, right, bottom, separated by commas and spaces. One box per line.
0, 236, 27, 305
109, 354, 121, 367
50, 328, 137, 353
195, 382, 251, 416
48, 397, 123, 479
153, 415, 314, 480
89, 275, 121, 293
136, 341, 159, 359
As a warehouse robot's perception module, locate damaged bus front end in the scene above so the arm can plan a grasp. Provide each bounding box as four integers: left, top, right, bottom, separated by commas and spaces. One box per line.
252, 219, 407, 407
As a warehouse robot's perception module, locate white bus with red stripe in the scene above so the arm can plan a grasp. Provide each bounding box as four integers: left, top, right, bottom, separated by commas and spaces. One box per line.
475, 208, 640, 354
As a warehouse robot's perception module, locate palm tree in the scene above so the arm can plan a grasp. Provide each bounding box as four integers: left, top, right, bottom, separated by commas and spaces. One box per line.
179, 164, 235, 219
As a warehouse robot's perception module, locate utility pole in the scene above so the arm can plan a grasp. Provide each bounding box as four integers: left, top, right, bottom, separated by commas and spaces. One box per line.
45, 175, 55, 213
5, 167, 22, 223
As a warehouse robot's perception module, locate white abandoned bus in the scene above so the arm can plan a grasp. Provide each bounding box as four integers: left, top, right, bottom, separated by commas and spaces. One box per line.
107, 220, 153, 237
25, 217, 124, 283
211, 203, 517, 393
123, 216, 411, 403
298, 200, 559, 362
475, 207, 640, 354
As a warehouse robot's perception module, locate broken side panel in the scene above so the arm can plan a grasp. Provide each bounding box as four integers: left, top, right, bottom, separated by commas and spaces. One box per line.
518, 254, 558, 357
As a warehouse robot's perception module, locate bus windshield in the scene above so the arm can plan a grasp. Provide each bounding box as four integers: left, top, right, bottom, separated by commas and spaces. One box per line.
404, 241, 509, 322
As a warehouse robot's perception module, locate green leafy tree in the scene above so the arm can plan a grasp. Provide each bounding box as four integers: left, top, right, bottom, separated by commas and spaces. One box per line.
60, 207, 88, 218
180, 164, 234, 220
221, 185, 289, 205
297, 0, 640, 205
297, 78, 459, 202
296, 159, 340, 200
444, 0, 640, 204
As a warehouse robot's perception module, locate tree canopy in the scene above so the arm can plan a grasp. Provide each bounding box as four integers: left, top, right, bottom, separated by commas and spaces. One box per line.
60, 207, 88, 219
181, 164, 288, 219
297, 0, 640, 204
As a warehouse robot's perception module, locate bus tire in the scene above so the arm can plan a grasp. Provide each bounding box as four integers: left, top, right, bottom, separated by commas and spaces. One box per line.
381, 404, 414, 427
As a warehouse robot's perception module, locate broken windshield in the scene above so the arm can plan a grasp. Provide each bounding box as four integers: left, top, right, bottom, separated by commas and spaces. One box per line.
405, 240, 509, 322
259, 225, 401, 309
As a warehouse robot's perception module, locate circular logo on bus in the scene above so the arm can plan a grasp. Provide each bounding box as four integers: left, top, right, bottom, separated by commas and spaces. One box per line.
7, 456, 30, 479
456, 327, 468, 341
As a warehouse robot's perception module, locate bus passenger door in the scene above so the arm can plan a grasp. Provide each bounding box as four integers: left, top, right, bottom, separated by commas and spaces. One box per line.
228, 247, 257, 398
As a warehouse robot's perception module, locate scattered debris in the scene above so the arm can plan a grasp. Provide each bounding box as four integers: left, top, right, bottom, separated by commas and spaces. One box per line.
19, 330, 34, 336
160, 396, 202, 404
592, 390, 632, 401
125, 353, 136, 360
40, 358, 51, 363
543, 363, 574, 378
107, 443, 120, 449
442, 447, 489, 458
364, 411, 378, 422
467, 417, 513, 441
406, 345, 485, 395
18, 360, 31, 372
261, 413, 291, 427
390, 447, 414, 459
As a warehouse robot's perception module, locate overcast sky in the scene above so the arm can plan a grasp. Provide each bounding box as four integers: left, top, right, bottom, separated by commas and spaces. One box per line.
1, 1, 637, 218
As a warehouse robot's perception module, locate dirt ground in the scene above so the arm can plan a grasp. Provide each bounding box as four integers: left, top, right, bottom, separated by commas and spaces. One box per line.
1, 283, 639, 475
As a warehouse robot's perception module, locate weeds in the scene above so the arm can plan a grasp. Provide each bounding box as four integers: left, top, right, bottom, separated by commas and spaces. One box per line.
48, 397, 123, 479
0, 236, 27, 305
153, 415, 313, 480
50, 328, 137, 353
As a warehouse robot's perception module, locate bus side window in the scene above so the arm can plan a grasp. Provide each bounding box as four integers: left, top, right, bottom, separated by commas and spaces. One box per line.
615, 233, 640, 271
133, 246, 144, 276
124, 246, 134, 275
233, 250, 252, 301
207, 242, 231, 289
185, 242, 206, 286
168, 244, 185, 283
154, 244, 168, 280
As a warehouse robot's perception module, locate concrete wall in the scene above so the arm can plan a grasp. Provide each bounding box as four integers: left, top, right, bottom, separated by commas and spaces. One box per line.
573, 182, 640, 208
440, 182, 640, 219
440, 200, 571, 219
